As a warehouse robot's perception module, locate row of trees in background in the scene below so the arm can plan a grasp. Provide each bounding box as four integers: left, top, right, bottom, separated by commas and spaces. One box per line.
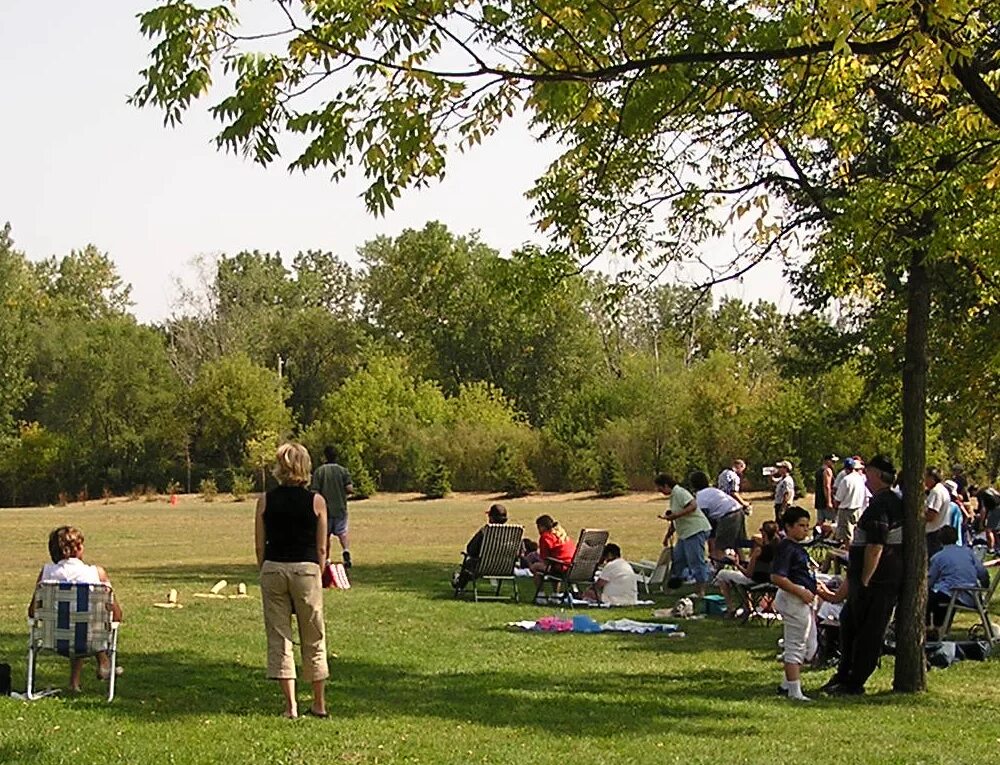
2, 219, 988, 507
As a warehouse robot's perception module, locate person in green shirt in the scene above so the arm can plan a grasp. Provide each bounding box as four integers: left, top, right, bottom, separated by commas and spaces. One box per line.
655, 473, 712, 597
311, 446, 354, 568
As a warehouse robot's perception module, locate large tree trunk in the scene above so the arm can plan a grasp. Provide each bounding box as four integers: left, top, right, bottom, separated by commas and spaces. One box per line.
894, 250, 929, 693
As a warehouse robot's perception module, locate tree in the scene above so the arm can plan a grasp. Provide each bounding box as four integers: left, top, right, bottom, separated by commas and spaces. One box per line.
34, 244, 132, 320
133, 0, 1000, 693
188, 353, 291, 469
0, 224, 41, 432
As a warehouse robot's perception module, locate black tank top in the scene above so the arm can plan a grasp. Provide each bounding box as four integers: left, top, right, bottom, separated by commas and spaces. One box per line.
751, 540, 777, 583
814, 467, 830, 510
263, 485, 319, 563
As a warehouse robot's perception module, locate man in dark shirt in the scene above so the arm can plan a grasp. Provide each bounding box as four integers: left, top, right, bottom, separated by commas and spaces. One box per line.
452, 504, 507, 593
814, 454, 838, 524
311, 446, 354, 568
822, 453, 904, 695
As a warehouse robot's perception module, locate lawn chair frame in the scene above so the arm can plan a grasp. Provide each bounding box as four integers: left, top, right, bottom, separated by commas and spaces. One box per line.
459, 524, 524, 603
940, 567, 1000, 644
27, 581, 121, 701
536, 529, 609, 608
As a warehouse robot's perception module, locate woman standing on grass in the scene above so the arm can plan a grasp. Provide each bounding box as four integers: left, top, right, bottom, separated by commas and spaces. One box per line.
255, 442, 329, 719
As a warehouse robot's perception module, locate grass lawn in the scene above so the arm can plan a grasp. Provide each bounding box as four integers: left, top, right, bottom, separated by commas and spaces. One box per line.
1, 491, 998, 764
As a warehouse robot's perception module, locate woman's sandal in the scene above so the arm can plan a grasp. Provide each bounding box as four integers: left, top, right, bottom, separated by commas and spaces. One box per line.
304, 708, 329, 719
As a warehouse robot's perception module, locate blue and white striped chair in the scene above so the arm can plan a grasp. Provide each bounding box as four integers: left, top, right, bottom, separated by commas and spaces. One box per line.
27, 582, 121, 701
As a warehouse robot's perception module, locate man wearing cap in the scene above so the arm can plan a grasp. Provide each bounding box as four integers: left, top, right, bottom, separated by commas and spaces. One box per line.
833, 457, 868, 545
822, 454, 904, 696
717, 460, 751, 512
773, 461, 795, 524
924, 467, 951, 559
814, 455, 838, 524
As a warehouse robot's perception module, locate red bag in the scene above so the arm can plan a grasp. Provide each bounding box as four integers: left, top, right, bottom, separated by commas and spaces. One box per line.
322, 561, 351, 590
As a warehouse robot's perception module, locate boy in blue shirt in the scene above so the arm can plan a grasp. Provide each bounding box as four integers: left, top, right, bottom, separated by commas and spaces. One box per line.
771, 506, 834, 701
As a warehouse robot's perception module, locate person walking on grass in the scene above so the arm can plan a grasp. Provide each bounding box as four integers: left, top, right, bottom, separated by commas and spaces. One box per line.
656, 473, 712, 598
311, 445, 354, 569
256, 442, 329, 719
772, 506, 835, 702
814, 454, 839, 524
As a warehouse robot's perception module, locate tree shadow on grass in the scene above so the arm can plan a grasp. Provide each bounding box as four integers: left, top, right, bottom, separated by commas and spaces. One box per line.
35, 648, 760, 738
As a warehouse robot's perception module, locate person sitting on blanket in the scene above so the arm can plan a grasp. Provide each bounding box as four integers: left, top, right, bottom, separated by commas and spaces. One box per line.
519, 538, 541, 569
452, 503, 508, 592
714, 520, 780, 617
530, 514, 577, 595
583, 544, 639, 606
27, 526, 124, 693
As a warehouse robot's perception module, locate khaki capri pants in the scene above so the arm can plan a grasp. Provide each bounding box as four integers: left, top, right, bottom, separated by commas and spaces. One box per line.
260, 561, 329, 682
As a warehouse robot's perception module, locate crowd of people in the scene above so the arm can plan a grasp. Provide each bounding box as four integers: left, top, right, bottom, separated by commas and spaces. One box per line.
26, 443, 1000, 713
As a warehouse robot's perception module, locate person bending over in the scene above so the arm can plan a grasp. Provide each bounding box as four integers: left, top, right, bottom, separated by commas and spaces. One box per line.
28, 526, 124, 692
715, 521, 779, 616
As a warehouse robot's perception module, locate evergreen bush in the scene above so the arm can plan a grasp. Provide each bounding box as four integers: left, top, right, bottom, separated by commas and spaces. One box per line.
199, 476, 218, 502
491, 444, 537, 497
420, 459, 451, 499
596, 452, 629, 497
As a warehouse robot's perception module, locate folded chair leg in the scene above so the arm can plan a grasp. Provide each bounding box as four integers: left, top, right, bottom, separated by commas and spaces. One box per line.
513, 577, 519, 604
107, 626, 119, 702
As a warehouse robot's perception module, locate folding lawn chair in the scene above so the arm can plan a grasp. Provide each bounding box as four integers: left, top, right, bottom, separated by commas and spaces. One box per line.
535, 529, 609, 608
941, 566, 1000, 644
459, 524, 524, 603
735, 582, 780, 626
27, 581, 121, 701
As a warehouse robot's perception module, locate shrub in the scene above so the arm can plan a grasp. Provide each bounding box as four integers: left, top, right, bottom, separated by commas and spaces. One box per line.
231, 473, 254, 501
199, 477, 218, 503
57, 491, 69, 507
420, 459, 451, 499
144, 485, 158, 502
165, 479, 182, 497
102, 486, 113, 505
76, 487, 89, 505
596, 452, 629, 497
128, 485, 143, 501
347, 458, 377, 500
491, 444, 537, 498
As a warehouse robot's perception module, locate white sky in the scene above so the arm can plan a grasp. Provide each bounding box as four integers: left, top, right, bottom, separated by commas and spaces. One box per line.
0, 1, 794, 323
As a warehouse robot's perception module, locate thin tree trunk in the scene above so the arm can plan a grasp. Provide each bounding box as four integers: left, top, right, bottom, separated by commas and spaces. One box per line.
894, 249, 929, 693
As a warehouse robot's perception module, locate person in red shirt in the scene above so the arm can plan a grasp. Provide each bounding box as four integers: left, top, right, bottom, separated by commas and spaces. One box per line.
530, 514, 577, 596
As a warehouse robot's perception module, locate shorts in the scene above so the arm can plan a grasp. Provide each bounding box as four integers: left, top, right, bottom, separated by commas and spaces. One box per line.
327, 513, 348, 537
987, 509, 1000, 532
835, 507, 860, 544
714, 511, 748, 553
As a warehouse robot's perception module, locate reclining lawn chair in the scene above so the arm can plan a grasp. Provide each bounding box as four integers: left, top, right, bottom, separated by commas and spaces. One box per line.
27, 581, 121, 701
941, 566, 1000, 644
458, 524, 524, 603
535, 529, 609, 608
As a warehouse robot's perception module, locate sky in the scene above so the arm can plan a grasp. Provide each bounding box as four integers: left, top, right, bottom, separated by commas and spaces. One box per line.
1, 1, 794, 324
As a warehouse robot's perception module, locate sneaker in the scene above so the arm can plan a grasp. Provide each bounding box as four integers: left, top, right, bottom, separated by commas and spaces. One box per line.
97, 665, 124, 681
819, 676, 845, 693
534, 595, 548, 606
788, 693, 812, 702
342, 550, 352, 569
827, 684, 864, 696
776, 684, 789, 696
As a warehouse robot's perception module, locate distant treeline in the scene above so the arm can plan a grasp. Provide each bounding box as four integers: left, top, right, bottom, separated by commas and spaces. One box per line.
0, 220, 992, 507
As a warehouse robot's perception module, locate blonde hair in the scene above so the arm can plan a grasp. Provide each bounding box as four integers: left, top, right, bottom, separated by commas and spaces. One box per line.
48, 526, 84, 563
273, 442, 312, 486
536, 514, 568, 543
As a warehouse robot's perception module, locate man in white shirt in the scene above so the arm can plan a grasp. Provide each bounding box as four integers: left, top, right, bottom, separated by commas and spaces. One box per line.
717, 460, 751, 510
690, 470, 748, 564
833, 458, 868, 544
773, 461, 795, 523
586, 544, 638, 606
924, 467, 952, 558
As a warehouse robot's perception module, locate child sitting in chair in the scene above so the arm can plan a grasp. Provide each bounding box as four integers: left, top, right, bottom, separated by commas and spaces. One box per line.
28, 526, 124, 692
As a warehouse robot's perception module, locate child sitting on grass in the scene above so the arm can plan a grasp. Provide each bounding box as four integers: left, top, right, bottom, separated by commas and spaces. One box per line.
771, 507, 834, 701
28, 526, 124, 692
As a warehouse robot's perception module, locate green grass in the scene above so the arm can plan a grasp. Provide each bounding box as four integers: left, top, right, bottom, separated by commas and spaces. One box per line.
1, 492, 998, 764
